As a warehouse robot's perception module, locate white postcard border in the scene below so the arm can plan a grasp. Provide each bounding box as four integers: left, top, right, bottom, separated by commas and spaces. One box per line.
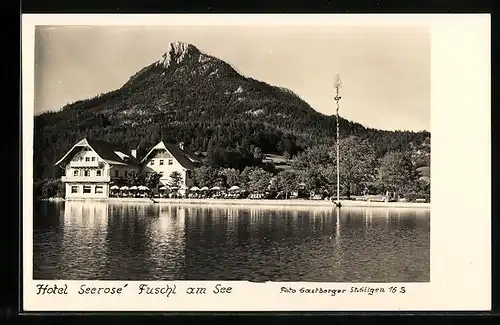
21, 14, 491, 311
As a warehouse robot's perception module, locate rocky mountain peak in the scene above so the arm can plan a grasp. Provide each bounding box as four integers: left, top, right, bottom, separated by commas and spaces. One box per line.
159, 41, 200, 68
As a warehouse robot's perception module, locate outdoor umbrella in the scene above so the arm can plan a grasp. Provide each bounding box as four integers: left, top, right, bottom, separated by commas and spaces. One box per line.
119, 186, 129, 191
159, 186, 167, 190
228, 185, 240, 192
210, 186, 221, 191
190, 186, 200, 191
110, 185, 119, 190
138, 185, 149, 191
130, 186, 138, 190
200, 187, 209, 191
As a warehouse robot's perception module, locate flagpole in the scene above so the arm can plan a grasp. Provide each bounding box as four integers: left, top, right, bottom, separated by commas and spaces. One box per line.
334, 74, 342, 206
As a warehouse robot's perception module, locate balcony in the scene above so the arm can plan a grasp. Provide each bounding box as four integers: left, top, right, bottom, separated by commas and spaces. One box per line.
69, 160, 101, 168
61, 175, 111, 183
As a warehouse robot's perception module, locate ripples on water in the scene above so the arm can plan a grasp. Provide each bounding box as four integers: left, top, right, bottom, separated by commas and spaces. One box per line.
33, 201, 430, 282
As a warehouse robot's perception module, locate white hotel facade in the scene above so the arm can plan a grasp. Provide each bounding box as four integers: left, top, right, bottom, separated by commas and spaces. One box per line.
55, 138, 200, 199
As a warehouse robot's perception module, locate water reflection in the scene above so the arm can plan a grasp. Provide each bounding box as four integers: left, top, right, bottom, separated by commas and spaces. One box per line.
145, 205, 186, 279
34, 202, 430, 282
60, 201, 109, 279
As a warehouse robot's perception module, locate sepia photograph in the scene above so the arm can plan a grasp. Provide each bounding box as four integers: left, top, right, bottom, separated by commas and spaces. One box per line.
32, 24, 430, 282
22, 14, 491, 312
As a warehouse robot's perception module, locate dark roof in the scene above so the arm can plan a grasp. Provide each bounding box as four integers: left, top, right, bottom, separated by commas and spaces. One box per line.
55, 138, 139, 166
86, 139, 140, 165
181, 147, 202, 163
164, 143, 199, 169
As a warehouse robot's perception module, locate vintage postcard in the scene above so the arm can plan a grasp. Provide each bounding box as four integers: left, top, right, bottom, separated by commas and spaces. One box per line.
21, 14, 490, 312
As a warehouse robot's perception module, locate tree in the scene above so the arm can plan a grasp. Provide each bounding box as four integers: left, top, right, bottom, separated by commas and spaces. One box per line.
377, 150, 418, 197
145, 172, 162, 191
275, 170, 299, 199
219, 168, 240, 187
291, 137, 376, 198
124, 171, 144, 187
337, 136, 377, 198
245, 167, 273, 193
253, 146, 263, 160
239, 166, 255, 190
319, 164, 338, 196
38, 179, 65, 199
299, 167, 329, 194
169, 171, 183, 189
291, 143, 334, 169
282, 137, 298, 157
276, 140, 285, 154
193, 166, 219, 187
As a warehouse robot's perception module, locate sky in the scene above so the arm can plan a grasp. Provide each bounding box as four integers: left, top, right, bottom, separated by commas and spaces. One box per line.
34, 25, 430, 131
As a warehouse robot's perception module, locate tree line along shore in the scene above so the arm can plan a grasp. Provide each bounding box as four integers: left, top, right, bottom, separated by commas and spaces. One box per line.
35, 135, 430, 203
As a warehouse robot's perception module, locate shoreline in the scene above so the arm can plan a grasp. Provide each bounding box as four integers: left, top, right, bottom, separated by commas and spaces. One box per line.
44, 197, 431, 209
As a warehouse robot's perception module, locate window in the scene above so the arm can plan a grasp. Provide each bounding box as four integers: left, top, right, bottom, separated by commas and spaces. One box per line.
114, 170, 119, 177
150, 160, 155, 165
84, 170, 90, 177
83, 185, 91, 194
71, 186, 78, 193
168, 159, 173, 165
124, 171, 128, 177
96, 170, 102, 176
159, 159, 164, 165
73, 170, 79, 176
95, 186, 104, 194
85, 157, 90, 162
91, 157, 96, 161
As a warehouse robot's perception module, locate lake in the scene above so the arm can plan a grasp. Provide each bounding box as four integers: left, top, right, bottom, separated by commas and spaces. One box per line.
33, 201, 430, 282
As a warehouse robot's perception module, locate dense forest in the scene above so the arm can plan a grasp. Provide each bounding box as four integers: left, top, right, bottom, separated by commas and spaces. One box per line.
34, 41, 430, 200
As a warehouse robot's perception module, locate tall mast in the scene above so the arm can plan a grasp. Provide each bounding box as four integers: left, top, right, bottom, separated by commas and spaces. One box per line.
334, 74, 342, 204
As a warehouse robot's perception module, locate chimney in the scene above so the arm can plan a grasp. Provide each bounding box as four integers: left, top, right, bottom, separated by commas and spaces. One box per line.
131, 149, 137, 158
179, 142, 184, 151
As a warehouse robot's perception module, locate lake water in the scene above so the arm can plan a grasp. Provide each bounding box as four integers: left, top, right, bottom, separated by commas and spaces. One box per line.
33, 201, 430, 282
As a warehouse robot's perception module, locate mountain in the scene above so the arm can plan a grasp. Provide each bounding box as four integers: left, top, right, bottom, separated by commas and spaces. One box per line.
34, 41, 430, 180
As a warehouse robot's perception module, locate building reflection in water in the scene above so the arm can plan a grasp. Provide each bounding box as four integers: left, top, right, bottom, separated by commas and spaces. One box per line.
61, 201, 109, 279
145, 205, 186, 278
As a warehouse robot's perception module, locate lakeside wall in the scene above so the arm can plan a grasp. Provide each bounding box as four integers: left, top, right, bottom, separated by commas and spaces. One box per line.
46, 197, 431, 209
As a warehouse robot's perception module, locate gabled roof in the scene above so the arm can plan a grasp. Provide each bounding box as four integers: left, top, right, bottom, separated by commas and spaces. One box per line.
141, 140, 201, 170
181, 147, 203, 164
55, 138, 140, 166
